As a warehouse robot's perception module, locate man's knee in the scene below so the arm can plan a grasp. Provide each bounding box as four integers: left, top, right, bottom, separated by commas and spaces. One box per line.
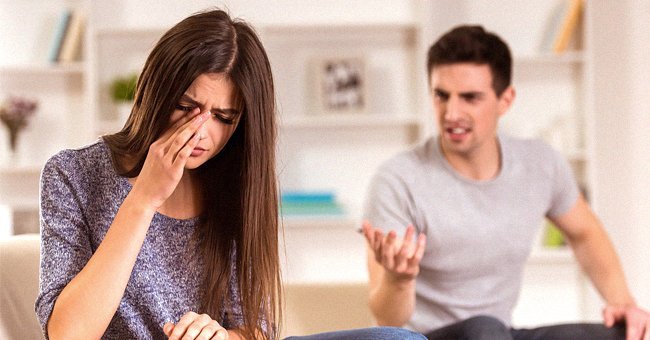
460, 315, 510, 339
426, 315, 511, 340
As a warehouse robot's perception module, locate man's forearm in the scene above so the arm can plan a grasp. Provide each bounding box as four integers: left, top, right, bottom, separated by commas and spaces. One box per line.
369, 273, 417, 327
569, 225, 635, 306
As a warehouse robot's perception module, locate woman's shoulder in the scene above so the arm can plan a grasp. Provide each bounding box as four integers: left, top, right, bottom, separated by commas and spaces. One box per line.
43, 139, 111, 178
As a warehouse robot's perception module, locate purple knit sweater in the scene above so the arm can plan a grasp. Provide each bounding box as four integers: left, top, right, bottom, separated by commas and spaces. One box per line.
36, 140, 244, 339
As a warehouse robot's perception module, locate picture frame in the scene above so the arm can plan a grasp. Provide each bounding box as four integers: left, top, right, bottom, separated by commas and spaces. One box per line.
312, 56, 368, 115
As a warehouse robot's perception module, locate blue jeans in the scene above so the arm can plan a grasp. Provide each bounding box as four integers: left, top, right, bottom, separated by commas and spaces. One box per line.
424, 315, 625, 340
284, 326, 425, 339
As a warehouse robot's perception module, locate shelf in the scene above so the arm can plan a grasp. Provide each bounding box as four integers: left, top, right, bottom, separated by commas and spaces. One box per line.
281, 114, 421, 129
0, 164, 43, 175
515, 51, 584, 66
94, 27, 164, 39
0, 196, 39, 210
281, 215, 357, 230
0, 63, 84, 76
261, 22, 417, 35
528, 246, 575, 265
565, 148, 587, 162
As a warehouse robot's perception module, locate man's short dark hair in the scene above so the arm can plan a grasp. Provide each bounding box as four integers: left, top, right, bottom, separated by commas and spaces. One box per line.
427, 25, 512, 96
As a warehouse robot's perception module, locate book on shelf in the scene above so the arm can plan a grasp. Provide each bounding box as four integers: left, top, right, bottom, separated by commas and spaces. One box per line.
281, 191, 336, 204
47, 9, 85, 63
280, 190, 345, 217
48, 9, 72, 63
553, 0, 584, 53
57, 10, 86, 63
540, 0, 584, 54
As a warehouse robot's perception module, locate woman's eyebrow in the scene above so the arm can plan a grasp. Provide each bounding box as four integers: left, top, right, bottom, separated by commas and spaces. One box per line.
214, 108, 241, 116
180, 94, 240, 115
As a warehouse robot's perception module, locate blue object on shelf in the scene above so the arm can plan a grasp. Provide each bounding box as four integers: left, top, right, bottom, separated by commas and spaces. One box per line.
281, 190, 336, 204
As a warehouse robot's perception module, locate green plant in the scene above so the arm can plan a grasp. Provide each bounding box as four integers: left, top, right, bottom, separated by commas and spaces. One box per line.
110, 73, 138, 102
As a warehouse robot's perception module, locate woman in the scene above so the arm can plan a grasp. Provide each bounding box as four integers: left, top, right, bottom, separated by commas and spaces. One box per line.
37, 8, 423, 340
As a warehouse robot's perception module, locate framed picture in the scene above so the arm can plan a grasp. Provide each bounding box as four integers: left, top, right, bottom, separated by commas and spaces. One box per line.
313, 56, 367, 115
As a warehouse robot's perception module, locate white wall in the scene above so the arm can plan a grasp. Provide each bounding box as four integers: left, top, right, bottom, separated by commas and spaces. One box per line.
590, 0, 650, 311
89, 0, 416, 29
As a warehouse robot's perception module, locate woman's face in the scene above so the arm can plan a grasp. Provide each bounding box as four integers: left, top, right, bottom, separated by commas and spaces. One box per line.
169, 73, 241, 169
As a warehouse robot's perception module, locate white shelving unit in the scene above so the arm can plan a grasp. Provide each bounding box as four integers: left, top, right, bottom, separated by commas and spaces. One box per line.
0, 1, 91, 237
263, 22, 427, 286
86, 27, 163, 135
265, 23, 425, 222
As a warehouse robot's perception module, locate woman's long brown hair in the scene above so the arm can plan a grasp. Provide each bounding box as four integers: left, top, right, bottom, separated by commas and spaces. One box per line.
103, 9, 281, 339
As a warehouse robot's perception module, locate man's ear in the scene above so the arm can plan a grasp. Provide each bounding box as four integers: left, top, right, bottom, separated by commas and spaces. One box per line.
497, 86, 515, 116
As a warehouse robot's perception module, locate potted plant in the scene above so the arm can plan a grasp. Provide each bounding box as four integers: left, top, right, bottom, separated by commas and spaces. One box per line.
109, 73, 138, 123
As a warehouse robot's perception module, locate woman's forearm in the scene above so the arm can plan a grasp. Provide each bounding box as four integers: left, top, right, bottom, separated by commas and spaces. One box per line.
47, 194, 156, 339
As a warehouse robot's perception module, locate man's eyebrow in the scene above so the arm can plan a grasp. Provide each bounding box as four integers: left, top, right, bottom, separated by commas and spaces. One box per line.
433, 88, 449, 95
180, 94, 240, 115
459, 91, 484, 98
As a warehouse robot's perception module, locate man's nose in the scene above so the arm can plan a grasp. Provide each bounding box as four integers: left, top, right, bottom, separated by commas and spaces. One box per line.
444, 96, 462, 121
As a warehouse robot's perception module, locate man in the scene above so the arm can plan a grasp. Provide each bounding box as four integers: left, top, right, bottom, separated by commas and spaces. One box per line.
362, 25, 650, 339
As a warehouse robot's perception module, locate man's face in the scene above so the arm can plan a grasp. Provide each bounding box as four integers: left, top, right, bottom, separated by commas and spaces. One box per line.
429, 63, 514, 159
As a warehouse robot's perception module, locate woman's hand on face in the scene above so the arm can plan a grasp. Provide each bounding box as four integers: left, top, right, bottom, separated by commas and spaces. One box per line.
163, 312, 228, 340
130, 108, 210, 212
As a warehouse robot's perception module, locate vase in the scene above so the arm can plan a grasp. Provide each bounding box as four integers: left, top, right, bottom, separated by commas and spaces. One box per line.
8, 127, 19, 153
4, 126, 23, 164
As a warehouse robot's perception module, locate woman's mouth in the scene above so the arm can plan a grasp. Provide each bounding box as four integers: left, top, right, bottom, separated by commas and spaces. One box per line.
190, 147, 206, 157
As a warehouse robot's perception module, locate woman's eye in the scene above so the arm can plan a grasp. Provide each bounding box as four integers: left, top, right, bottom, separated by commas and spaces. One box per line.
175, 104, 194, 112
213, 113, 236, 125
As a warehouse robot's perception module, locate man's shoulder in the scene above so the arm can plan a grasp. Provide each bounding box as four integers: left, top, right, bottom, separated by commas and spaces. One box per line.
502, 135, 562, 161
501, 135, 568, 182
379, 137, 436, 172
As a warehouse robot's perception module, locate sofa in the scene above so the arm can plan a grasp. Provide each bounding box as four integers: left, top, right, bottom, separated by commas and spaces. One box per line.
0, 233, 44, 340
0, 233, 374, 339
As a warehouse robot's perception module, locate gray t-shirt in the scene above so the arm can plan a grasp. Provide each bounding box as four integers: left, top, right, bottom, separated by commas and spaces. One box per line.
363, 134, 579, 332
36, 140, 244, 339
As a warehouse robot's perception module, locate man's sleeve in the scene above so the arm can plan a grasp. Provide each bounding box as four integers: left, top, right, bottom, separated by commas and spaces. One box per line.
547, 148, 581, 218
362, 166, 415, 235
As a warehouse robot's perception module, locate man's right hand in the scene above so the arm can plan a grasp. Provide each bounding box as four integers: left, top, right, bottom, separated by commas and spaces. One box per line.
362, 221, 426, 283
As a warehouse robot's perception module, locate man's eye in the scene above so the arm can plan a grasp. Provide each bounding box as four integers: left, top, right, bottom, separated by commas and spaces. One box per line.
434, 93, 448, 101
175, 104, 194, 112
462, 95, 478, 103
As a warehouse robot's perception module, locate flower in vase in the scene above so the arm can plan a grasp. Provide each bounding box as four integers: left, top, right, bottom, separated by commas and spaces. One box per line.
0, 95, 38, 152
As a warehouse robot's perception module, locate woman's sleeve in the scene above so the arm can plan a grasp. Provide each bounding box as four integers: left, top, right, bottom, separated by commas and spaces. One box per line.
222, 260, 245, 329
222, 255, 274, 338
35, 154, 93, 336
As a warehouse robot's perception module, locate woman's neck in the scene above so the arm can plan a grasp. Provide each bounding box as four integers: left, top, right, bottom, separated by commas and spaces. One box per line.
127, 170, 203, 220
158, 171, 203, 219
